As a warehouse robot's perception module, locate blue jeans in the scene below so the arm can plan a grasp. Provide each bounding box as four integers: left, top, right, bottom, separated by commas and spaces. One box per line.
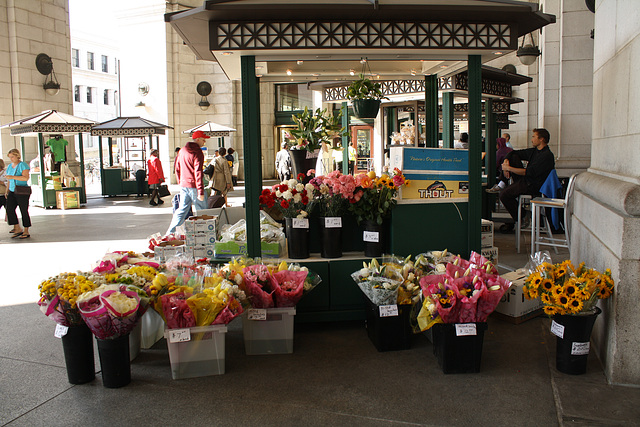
166, 187, 206, 234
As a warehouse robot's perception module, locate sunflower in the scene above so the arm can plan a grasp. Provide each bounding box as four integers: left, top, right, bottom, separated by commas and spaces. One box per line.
560, 259, 575, 274
598, 285, 613, 299
567, 298, 584, 314
576, 289, 590, 300
555, 294, 570, 308
528, 286, 540, 299
563, 282, 578, 297
544, 305, 561, 316
541, 293, 552, 305
551, 285, 563, 298
555, 265, 568, 279
446, 289, 455, 297
530, 274, 543, 287
541, 278, 554, 292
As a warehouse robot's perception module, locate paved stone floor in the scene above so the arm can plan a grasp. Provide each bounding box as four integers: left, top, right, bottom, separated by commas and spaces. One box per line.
1, 184, 639, 426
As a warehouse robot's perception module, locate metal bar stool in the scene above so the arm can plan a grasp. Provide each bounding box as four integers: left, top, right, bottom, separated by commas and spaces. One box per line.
530, 174, 577, 255
515, 194, 531, 254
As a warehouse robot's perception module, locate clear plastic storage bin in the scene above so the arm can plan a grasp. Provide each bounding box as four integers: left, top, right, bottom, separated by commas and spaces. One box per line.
242, 307, 295, 355
164, 324, 227, 379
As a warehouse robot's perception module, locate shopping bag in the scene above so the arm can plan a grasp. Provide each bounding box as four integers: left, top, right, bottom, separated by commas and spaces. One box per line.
158, 184, 171, 198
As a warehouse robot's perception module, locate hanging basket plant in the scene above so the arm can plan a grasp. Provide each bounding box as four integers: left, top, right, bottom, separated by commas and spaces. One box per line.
345, 73, 387, 119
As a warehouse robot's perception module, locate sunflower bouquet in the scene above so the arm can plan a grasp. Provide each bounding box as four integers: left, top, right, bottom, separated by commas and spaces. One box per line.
523, 258, 614, 316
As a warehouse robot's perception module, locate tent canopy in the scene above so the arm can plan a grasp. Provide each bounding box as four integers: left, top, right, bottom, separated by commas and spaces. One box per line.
182, 121, 237, 137
1, 110, 94, 136
91, 117, 173, 136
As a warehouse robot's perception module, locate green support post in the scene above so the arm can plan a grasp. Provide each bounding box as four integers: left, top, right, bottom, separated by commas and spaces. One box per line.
241, 55, 262, 258
467, 55, 482, 254
20, 136, 25, 157
341, 102, 349, 174
108, 137, 114, 166
98, 136, 106, 195
442, 92, 454, 149
37, 133, 46, 207
78, 133, 86, 204
484, 99, 497, 220
424, 75, 439, 147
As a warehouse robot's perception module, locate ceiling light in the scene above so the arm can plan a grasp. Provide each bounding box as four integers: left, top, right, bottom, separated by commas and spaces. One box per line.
494, 51, 504, 55
311, 73, 320, 77
221, 52, 233, 56
349, 69, 355, 76
255, 65, 263, 70
410, 70, 416, 76
296, 60, 304, 65
286, 69, 292, 76
440, 65, 448, 69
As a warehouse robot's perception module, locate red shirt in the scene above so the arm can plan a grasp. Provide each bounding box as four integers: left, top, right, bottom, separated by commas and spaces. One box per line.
147, 155, 165, 185
175, 141, 205, 195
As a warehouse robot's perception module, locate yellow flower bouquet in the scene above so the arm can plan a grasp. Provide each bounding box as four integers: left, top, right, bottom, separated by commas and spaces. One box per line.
523, 260, 614, 316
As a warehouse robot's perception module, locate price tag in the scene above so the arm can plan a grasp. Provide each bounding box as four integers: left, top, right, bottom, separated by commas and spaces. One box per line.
248, 308, 267, 321
378, 304, 399, 317
571, 342, 590, 355
550, 320, 565, 338
54, 324, 68, 338
455, 323, 477, 336
324, 217, 342, 228
292, 218, 309, 229
363, 231, 379, 243
168, 328, 191, 343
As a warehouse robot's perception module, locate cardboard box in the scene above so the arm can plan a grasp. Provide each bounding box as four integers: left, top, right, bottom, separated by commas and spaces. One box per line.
189, 245, 215, 259
164, 325, 227, 379
56, 190, 79, 209
185, 232, 216, 246
481, 246, 498, 266
494, 269, 543, 323
154, 244, 185, 262
481, 219, 494, 248
184, 215, 218, 234
213, 241, 282, 258
242, 307, 295, 355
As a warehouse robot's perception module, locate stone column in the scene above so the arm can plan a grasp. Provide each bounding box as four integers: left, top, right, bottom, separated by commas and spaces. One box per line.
573, 0, 640, 385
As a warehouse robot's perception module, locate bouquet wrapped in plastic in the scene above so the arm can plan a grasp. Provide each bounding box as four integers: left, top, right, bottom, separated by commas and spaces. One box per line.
242, 264, 277, 308
77, 284, 142, 339
37, 272, 102, 326
417, 251, 510, 330
351, 258, 404, 306
523, 251, 615, 316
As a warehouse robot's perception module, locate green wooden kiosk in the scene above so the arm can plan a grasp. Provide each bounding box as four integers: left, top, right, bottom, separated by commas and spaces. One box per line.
1, 110, 93, 208
91, 117, 173, 197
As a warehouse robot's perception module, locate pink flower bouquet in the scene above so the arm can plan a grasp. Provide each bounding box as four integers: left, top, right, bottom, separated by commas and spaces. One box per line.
242, 264, 277, 308
417, 251, 511, 329
272, 270, 308, 307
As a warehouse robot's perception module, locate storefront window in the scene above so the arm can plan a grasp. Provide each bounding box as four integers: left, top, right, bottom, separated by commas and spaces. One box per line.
276, 83, 313, 111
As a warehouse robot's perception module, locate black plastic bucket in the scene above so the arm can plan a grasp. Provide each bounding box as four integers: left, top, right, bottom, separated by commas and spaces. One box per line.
554, 307, 601, 375
97, 333, 131, 388
61, 323, 95, 384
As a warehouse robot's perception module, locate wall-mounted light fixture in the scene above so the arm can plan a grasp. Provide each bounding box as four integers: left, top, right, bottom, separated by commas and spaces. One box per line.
36, 53, 60, 96
135, 101, 146, 108
196, 81, 212, 111
516, 33, 541, 65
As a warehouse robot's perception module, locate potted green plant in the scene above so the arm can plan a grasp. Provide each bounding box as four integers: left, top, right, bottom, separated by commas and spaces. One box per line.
345, 74, 387, 119
285, 107, 345, 179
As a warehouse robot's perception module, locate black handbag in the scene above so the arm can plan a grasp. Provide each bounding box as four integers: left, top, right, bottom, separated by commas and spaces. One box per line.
14, 185, 32, 196
158, 184, 171, 198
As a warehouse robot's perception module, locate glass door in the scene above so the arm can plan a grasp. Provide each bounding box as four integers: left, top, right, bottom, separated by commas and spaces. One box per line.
351, 125, 373, 173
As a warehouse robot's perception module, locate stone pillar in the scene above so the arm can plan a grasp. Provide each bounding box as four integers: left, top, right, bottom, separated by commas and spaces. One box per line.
573, 0, 640, 385
0, 0, 73, 157
539, 0, 595, 177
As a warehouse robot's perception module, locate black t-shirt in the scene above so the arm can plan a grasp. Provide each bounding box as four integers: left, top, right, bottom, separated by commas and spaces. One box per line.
513, 145, 555, 194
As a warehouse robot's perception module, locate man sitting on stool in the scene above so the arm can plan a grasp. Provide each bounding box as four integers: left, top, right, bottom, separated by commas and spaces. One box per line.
498, 128, 555, 233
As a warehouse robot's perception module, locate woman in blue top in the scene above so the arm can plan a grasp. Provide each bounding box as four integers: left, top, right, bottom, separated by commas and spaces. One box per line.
6, 148, 31, 239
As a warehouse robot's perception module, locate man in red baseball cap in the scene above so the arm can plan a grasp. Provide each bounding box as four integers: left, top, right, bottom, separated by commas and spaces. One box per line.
166, 130, 209, 234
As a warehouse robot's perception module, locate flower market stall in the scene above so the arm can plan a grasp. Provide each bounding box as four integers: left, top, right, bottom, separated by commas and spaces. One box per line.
1, 110, 94, 208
